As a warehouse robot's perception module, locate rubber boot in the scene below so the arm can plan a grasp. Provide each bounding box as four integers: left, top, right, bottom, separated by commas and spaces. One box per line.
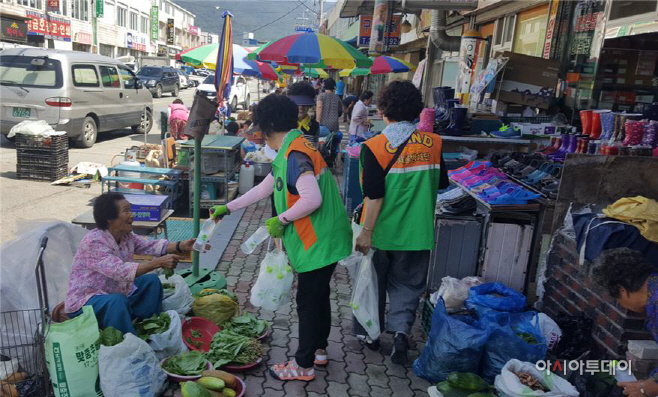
590, 111, 602, 139
580, 110, 593, 136
445, 107, 467, 136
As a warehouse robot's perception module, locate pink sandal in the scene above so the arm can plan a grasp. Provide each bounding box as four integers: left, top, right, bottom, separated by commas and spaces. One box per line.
269, 360, 315, 381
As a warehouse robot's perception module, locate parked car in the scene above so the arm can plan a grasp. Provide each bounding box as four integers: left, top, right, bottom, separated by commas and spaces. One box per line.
177, 70, 189, 89
136, 66, 179, 98
197, 68, 210, 77
0, 48, 153, 148
196, 75, 250, 112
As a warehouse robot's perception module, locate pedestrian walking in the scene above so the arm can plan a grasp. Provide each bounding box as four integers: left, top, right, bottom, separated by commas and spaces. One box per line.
316, 78, 343, 167
211, 94, 352, 382
336, 78, 345, 100
354, 81, 449, 365
349, 90, 374, 142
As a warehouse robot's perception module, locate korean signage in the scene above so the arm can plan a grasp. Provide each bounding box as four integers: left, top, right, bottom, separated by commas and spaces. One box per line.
47, 0, 59, 12
26, 11, 71, 42
358, 14, 401, 48
96, 0, 103, 18
569, 1, 605, 57
74, 32, 92, 44
1, 17, 27, 43
157, 45, 167, 57
166, 18, 174, 45
126, 32, 147, 52
543, 0, 560, 59
150, 6, 158, 41
187, 25, 199, 36
295, 26, 314, 32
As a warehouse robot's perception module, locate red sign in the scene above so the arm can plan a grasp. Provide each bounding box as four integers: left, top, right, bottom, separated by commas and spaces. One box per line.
187, 25, 199, 36
74, 32, 92, 44
26, 11, 71, 42
47, 0, 59, 11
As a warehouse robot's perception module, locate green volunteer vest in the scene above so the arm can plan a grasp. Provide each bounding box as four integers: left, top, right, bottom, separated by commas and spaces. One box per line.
272, 130, 353, 272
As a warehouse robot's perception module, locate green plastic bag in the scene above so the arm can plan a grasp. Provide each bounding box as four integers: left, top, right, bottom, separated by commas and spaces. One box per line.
45, 306, 104, 397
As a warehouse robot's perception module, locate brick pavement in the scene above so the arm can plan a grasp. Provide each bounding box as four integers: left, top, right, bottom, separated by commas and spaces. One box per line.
208, 197, 433, 397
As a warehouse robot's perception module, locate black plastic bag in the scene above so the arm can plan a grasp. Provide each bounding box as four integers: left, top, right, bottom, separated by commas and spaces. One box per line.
550, 314, 594, 360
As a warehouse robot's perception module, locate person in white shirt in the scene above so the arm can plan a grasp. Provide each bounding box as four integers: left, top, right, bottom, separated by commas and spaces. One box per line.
349, 91, 374, 142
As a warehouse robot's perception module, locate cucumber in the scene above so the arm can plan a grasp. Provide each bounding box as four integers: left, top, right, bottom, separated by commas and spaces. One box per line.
180, 381, 212, 397
198, 377, 225, 391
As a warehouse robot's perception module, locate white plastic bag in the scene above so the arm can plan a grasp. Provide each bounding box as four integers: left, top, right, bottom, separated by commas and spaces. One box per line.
437, 277, 470, 311
338, 222, 364, 274
351, 251, 381, 341
535, 313, 562, 351
494, 359, 578, 397
159, 274, 194, 316
148, 310, 188, 360
8, 120, 62, 137
99, 333, 167, 397
250, 248, 294, 311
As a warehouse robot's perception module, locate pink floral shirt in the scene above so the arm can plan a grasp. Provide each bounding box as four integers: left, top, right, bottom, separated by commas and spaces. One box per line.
65, 229, 168, 313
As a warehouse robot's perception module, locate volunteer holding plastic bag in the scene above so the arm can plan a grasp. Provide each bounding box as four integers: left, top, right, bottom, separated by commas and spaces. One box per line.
211, 93, 352, 383
354, 81, 448, 365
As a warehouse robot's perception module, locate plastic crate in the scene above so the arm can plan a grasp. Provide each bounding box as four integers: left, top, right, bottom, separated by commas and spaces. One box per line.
17, 165, 68, 181
15, 134, 68, 150
17, 152, 68, 167
421, 299, 435, 337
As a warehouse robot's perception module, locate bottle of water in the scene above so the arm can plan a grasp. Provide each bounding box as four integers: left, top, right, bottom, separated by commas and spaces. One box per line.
241, 226, 269, 254
193, 218, 217, 252
614, 362, 636, 382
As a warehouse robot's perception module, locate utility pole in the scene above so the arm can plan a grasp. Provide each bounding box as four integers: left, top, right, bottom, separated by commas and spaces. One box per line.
319, 0, 324, 31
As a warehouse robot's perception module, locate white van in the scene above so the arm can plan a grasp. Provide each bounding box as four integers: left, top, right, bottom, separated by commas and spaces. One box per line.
1, 48, 154, 147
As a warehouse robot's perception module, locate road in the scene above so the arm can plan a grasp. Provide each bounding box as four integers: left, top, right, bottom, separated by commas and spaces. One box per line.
0, 79, 264, 243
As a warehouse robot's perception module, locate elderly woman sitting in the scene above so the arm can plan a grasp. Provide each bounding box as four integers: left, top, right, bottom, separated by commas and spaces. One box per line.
592, 247, 658, 397
64, 193, 195, 334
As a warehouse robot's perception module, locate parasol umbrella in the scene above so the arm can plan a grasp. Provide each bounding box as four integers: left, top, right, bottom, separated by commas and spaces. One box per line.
370, 56, 416, 74
179, 43, 279, 81
277, 65, 328, 78
339, 68, 371, 77
247, 33, 373, 69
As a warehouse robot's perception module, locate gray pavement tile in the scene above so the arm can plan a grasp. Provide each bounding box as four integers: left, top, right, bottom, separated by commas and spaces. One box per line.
243, 374, 265, 395
326, 380, 350, 396
267, 345, 289, 365
324, 360, 348, 383
347, 372, 371, 397
371, 385, 394, 397
325, 342, 345, 363
328, 326, 343, 343
362, 345, 385, 365
389, 376, 414, 397
282, 379, 308, 396
305, 369, 328, 394
261, 387, 285, 396
384, 356, 409, 378
365, 363, 389, 389
344, 351, 366, 375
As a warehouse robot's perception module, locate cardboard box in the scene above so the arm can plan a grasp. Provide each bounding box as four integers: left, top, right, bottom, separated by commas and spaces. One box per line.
124, 194, 169, 222
495, 52, 560, 109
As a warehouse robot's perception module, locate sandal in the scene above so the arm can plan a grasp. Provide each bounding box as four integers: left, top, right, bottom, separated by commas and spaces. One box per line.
269, 360, 315, 382
314, 349, 328, 367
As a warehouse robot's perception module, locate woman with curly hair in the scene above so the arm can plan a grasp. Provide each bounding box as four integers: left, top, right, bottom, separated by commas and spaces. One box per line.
210, 94, 352, 382
591, 248, 658, 397
354, 80, 448, 365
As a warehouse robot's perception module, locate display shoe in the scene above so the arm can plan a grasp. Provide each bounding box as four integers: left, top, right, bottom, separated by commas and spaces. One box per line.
580, 110, 593, 136
590, 111, 603, 139
548, 135, 572, 158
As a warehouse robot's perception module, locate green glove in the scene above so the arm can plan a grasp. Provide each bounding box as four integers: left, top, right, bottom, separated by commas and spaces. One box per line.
211, 205, 229, 219
266, 216, 285, 238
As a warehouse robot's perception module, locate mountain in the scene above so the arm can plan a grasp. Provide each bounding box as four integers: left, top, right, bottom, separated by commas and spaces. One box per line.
173, 0, 336, 44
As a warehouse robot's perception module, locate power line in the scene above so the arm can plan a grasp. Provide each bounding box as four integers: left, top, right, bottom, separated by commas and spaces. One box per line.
252, 1, 306, 33
298, 0, 318, 15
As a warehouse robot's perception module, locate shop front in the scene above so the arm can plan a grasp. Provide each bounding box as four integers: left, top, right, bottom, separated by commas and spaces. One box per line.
25, 10, 72, 50
1, 14, 28, 45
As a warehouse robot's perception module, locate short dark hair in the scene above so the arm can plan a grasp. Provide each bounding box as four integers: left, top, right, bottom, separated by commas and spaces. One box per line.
591, 248, 654, 298
226, 121, 239, 134
93, 193, 126, 230
243, 120, 252, 127
377, 80, 424, 122
253, 94, 298, 137
360, 90, 374, 101
287, 81, 316, 100
172, 99, 184, 105
323, 78, 336, 91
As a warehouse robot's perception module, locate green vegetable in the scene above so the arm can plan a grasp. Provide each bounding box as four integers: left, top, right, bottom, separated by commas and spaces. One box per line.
446, 373, 488, 392
466, 393, 496, 397
436, 382, 471, 397
135, 313, 171, 340
197, 377, 225, 391
193, 291, 239, 326
180, 381, 212, 397
186, 337, 204, 349
163, 351, 208, 376
205, 330, 263, 368
222, 388, 236, 397
195, 289, 237, 301
515, 331, 539, 345
191, 329, 202, 338
164, 268, 174, 279
99, 327, 123, 347
222, 313, 268, 338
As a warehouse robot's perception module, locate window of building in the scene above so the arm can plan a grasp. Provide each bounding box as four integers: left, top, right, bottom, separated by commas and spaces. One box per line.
72, 65, 99, 87
21, 0, 42, 9
513, 10, 549, 57
99, 65, 120, 88
130, 11, 137, 30
117, 6, 126, 27
610, 0, 657, 20
492, 15, 516, 54
140, 16, 148, 34
72, 0, 89, 21
165, 3, 170, 14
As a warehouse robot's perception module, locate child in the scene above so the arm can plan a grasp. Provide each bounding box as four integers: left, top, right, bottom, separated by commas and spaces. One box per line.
168, 99, 189, 140
225, 121, 239, 136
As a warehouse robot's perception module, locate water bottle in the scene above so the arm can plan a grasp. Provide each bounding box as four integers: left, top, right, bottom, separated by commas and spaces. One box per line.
614, 362, 636, 382
241, 226, 269, 254
193, 218, 216, 252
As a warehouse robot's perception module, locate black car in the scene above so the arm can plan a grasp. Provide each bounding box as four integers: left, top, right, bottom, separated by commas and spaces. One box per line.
136, 66, 180, 98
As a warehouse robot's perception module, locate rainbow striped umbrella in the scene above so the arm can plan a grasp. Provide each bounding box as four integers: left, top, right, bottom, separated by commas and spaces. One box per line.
370, 56, 416, 74
247, 33, 372, 69
277, 65, 328, 78
339, 68, 370, 77
179, 44, 279, 81
214, 12, 233, 102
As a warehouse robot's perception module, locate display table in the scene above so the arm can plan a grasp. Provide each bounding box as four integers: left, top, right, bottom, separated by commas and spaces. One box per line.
72, 209, 175, 238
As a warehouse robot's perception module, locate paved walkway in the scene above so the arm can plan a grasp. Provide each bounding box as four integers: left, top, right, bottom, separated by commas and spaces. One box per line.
212, 197, 433, 397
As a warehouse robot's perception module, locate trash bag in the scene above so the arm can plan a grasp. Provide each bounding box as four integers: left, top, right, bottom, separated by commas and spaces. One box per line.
534, 313, 562, 351
44, 306, 103, 397
193, 290, 240, 326
550, 315, 594, 360
160, 274, 194, 317
148, 310, 188, 360
466, 283, 526, 314
250, 248, 294, 311
494, 359, 579, 397
480, 311, 548, 383
437, 277, 471, 311
568, 370, 625, 397
413, 299, 489, 383
99, 333, 167, 397
350, 251, 381, 341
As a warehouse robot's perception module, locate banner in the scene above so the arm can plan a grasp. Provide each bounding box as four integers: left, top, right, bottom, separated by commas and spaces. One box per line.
47, 0, 59, 12
187, 25, 199, 35
359, 15, 401, 48
150, 6, 158, 42
95, 0, 103, 18
26, 11, 71, 42
166, 18, 174, 45
1, 17, 27, 43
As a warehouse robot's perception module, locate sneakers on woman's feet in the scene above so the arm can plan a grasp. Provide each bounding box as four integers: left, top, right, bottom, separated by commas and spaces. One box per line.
314, 349, 328, 367
269, 360, 315, 381
356, 334, 380, 350
391, 332, 409, 365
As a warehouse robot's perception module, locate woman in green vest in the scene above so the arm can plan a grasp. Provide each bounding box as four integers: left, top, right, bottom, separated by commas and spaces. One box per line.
212, 94, 352, 382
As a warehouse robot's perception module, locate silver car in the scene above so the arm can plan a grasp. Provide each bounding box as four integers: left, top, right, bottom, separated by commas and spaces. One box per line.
0, 48, 154, 148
